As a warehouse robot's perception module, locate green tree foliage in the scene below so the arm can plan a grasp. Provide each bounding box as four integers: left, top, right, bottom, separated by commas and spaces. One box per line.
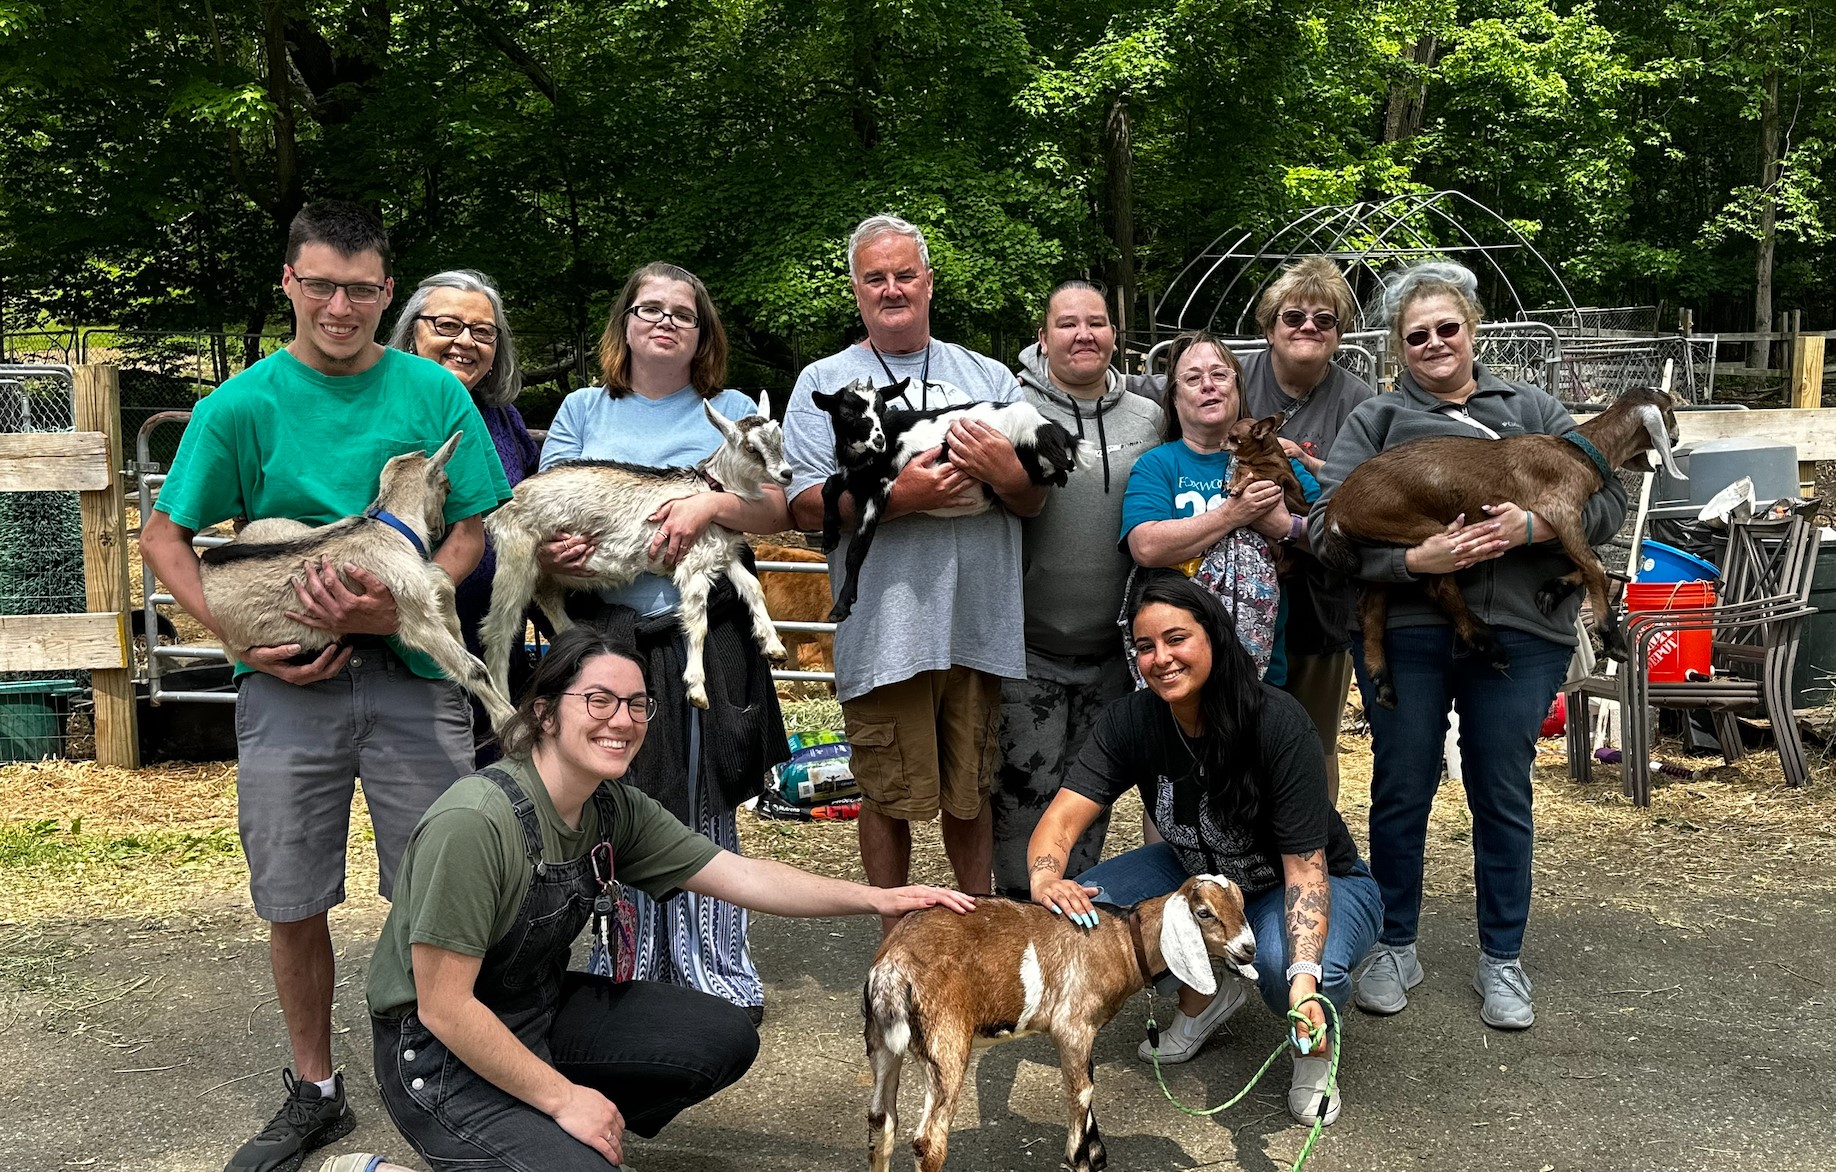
1, 0, 1831, 392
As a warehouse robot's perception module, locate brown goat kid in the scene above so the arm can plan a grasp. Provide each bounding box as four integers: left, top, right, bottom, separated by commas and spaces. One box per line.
864, 876, 1259, 1172
1314, 386, 1683, 706
1226, 414, 1309, 572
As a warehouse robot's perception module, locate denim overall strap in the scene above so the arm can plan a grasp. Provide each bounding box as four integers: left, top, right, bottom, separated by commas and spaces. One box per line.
471, 766, 603, 1057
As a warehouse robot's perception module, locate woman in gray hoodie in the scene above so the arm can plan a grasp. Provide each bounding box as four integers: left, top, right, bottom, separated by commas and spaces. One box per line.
991, 280, 1164, 896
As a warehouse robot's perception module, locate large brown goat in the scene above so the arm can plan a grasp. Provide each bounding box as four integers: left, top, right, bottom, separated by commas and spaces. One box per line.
864, 877, 1258, 1172
1313, 386, 1683, 707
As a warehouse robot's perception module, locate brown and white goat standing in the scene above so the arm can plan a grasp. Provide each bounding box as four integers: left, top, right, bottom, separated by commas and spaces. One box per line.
1313, 385, 1684, 706
864, 876, 1259, 1172
481, 399, 791, 709
198, 433, 517, 730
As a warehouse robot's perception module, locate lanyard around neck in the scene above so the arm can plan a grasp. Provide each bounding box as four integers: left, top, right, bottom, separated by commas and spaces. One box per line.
872, 342, 930, 410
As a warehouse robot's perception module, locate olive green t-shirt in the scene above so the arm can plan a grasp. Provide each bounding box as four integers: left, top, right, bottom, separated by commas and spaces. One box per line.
154, 346, 513, 679
366, 755, 722, 1018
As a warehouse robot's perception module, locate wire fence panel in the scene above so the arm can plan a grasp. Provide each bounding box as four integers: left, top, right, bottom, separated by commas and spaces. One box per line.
0, 364, 89, 759
1, 328, 81, 365
1553, 336, 1715, 406
1521, 306, 1664, 334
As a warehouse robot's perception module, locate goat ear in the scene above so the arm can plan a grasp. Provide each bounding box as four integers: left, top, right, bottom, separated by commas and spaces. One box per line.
704, 400, 742, 443
1637, 403, 1686, 479
1158, 893, 1218, 995
757, 390, 773, 420
429, 432, 462, 471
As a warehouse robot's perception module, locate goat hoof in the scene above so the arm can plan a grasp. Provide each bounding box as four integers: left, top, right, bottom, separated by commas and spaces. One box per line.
687, 688, 711, 710
1375, 681, 1398, 709
827, 604, 851, 624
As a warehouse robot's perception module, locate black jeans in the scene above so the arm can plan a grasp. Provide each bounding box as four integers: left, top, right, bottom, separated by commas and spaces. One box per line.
375, 973, 759, 1171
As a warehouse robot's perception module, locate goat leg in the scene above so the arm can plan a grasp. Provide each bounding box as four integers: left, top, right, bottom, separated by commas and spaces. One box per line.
724, 556, 788, 663
481, 518, 542, 697
865, 1022, 904, 1172
1421, 574, 1508, 671
1536, 571, 1584, 616
1546, 523, 1625, 660
909, 1030, 969, 1172
1359, 588, 1397, 709
400, 571, 518, 732
820, 473, 847, 554
1054, 1035, 1105, 1172
829, 494, 885, 624
674, 567, 716, 709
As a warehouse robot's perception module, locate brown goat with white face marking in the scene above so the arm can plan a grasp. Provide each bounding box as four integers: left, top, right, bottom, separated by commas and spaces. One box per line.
863, 875, 1258, 1172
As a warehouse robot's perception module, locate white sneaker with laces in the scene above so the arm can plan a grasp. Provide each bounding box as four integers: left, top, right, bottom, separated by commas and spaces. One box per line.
1137, 981, 1247, 1064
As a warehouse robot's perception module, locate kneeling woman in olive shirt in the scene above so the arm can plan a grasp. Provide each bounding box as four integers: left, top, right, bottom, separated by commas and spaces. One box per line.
353, 627, 970, 1172
1027, 574, 1381, 1127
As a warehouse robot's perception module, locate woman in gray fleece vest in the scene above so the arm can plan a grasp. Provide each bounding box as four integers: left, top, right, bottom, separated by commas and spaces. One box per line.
1308, 261, 1626, 1033
990, 280, 1164, 896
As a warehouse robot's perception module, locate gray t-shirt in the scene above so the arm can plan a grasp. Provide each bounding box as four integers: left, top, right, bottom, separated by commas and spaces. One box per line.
784, 339, 1026, 702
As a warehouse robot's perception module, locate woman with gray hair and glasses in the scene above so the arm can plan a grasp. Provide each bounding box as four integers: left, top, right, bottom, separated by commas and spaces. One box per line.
389, 269, 544, 762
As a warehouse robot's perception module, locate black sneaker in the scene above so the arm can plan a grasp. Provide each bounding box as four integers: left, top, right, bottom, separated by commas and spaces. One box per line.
225, 1069, 356, 1172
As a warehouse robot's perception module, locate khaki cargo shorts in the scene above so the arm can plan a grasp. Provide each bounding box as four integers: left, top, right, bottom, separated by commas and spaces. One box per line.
841, 667, 1003, 821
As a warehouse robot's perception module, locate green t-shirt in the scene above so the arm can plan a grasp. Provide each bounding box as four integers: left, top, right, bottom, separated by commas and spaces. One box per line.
366, 755, 723, 1018
154, 346, 513, 679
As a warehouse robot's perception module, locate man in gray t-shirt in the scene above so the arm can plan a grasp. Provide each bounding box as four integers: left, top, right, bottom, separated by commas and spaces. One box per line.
784, 214, 1044, 930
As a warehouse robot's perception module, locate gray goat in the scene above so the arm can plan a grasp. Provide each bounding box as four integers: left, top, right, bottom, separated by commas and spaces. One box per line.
198, 432, 517, 730
480, 398, 791, 709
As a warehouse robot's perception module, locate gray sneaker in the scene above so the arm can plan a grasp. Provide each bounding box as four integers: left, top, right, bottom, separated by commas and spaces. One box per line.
1353, 943, 1423, 1015
1474, 956, 1534, 1029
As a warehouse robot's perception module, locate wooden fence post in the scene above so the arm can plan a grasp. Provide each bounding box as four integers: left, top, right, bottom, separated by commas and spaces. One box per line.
1791, 332, 1826, 498
74, 364, 138, 768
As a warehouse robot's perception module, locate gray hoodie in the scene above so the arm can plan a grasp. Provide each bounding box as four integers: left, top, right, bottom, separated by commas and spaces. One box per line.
1308, 364, 1628, 646
1015, 344, 1165, 677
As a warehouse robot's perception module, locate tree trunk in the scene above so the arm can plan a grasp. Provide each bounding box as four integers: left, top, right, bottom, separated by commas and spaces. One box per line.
1382, 37, 1436, 143
849, 0, 880, 152
1755, 63, 1780, 368
260, 0, 305, 236
1104, 93, 1136, 344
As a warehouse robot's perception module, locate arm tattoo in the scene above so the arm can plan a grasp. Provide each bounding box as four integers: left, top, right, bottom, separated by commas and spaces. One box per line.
1030, 855, 1065, 877
1284, 860, 1332, 969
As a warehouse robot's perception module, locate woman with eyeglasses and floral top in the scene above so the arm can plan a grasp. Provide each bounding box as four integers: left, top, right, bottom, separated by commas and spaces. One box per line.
389, 270, 544, 763
533, 262, 792, 1024
1241, 257, 1374, 805
339, 626, 968, 1172
1308, 260, 1627, 1032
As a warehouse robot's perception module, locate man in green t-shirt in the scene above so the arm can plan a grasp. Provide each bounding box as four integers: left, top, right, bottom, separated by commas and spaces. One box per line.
140, 201, 513, 1172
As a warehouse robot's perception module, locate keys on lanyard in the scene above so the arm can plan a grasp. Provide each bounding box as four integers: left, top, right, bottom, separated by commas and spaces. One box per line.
590, 841, 615, 958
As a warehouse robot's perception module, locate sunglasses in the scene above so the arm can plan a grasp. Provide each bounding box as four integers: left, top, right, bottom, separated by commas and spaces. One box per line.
1404, 320, 1464, 348
1280, 309, 1340, 332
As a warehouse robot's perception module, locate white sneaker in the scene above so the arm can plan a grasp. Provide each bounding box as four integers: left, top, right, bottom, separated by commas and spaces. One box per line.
1288, 1054, 1341, 1125
315, 1157, 385, 1172
1138, 982, 1247, 1064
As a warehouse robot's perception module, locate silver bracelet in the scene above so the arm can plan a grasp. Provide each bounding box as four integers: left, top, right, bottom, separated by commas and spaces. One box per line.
1286, 961, 1324, 985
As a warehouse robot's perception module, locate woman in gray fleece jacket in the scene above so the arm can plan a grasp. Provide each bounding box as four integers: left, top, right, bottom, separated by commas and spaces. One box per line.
990, 280, 1164, 896
1308, 261, 1626, 1034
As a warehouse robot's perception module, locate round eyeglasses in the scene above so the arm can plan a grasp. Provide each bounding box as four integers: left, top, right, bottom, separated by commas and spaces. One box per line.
628, 303, 700, 329
1280, 309, 1340, 332
1403, 320, 1465, 348
560, 690, 658, 722
415, 314, 499, 345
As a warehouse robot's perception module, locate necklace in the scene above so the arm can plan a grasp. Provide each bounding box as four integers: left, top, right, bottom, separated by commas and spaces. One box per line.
871, 341, 931, 410
1172, 717, 1206, 780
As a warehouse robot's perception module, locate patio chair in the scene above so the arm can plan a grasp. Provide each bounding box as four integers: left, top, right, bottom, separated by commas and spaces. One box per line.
1565, 510, 1822, 805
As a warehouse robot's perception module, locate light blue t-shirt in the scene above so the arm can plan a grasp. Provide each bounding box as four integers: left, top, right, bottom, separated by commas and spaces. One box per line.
783, 340, 1024, 703
539, 385, 760, 615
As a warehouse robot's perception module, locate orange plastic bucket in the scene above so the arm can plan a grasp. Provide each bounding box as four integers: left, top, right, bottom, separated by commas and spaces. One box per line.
1623, 581, 1716, 682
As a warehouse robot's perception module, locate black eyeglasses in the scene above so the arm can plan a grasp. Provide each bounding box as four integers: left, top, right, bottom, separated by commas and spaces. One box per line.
629, 303, 700, 329
415, 314, 499, 345
287, 266, 387, 305
560, 690, 658, 722
1280, 309, 1340, 332
1404, 320, 1464, 348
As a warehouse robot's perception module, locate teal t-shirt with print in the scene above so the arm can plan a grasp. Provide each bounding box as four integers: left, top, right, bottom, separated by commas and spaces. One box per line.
155, 346, 513, 679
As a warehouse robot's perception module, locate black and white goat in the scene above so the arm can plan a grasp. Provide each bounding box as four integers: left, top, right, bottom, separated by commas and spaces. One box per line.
864, 877, 1259, 1172
480, 399, 791, 709
813, 377, 1084, 622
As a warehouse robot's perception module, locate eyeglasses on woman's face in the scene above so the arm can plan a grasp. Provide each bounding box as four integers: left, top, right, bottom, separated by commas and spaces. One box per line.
628, 303, 700, 329
415, 314, 498, 345
288, 267, 387, 304
1280, 308, 1340, 332
1404, 320, 1464, 349
560, 690, 658, 722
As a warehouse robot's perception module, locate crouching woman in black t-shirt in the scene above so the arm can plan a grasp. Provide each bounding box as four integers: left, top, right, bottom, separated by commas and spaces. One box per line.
1027, 574, 1382, 1126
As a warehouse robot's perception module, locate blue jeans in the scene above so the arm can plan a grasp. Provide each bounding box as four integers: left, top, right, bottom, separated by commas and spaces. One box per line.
1075, 843, 1383, 1017
1354, 625, 1570, 961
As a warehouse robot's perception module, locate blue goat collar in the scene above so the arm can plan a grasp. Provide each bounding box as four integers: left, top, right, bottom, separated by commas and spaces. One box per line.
1563, 432, 1614, 485
366, 508, 430, 559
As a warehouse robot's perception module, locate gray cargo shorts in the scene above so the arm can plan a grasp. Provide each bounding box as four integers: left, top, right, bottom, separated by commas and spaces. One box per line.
235, 649, 473, 922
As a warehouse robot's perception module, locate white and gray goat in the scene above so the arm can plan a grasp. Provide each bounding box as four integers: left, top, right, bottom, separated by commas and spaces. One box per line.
481, 398, 791, 709
198, 433, 517, 730
864, 876, 1259, 1172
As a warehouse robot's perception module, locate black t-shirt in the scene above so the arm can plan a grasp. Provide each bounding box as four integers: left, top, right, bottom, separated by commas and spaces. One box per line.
1064, 684, 1361, 895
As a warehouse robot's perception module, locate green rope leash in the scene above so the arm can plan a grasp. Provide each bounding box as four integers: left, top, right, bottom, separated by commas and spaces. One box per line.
1144, 990, 1342, 1172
